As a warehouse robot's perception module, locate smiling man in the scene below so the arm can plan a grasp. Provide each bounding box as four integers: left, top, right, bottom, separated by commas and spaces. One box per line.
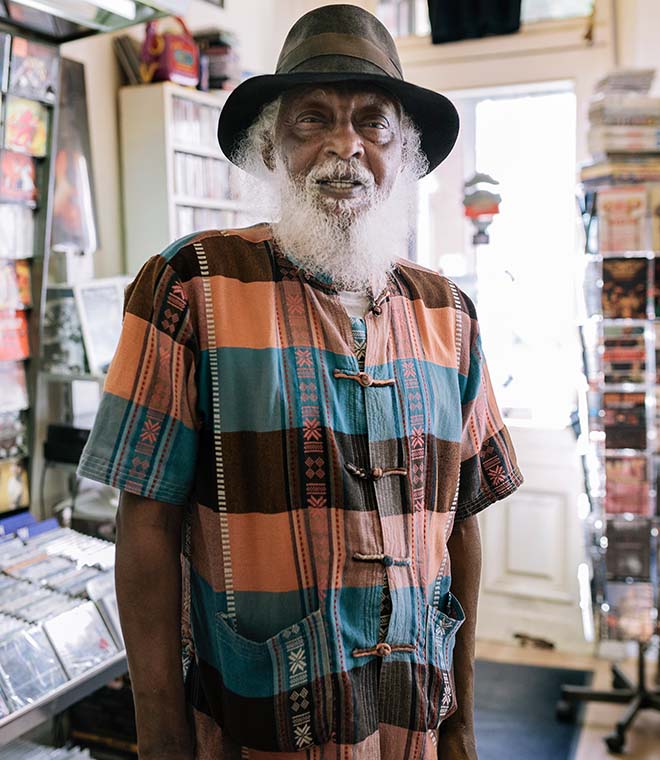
77, 5, 523, 759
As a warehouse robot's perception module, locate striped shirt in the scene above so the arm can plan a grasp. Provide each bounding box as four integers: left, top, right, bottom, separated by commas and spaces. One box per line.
78, 223, 523, 759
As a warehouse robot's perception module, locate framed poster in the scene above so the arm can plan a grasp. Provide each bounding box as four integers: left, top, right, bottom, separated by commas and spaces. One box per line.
74, 278, 124, 375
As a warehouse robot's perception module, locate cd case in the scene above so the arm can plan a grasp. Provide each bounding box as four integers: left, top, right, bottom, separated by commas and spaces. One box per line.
605, 518, 651, 579
0, 626, 67, 710
601, 258, 648, 319
8, 37, 58, 103
3, 95, 48, 157
603, 581, 656, 642
604, 456, 650, 515
43, 601, 118, 678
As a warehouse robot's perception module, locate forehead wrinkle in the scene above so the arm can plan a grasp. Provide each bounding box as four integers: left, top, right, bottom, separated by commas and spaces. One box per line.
281, 85, 400, 115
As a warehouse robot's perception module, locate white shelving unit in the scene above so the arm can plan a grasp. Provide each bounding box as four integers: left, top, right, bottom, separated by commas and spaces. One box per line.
119, 82, 253, 276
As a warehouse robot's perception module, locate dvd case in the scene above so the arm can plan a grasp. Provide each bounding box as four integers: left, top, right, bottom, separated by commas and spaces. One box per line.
0, 149, 37, 204
604, 456, 650, 514
597, 186, 648, 252
603, 391, 647, 450
605, 518, 651, 579
603, 581, 656, 642
0, 203, 34, 258
601, 258, 648, 319
0, 362, 27, 413
0, 458, 29, 512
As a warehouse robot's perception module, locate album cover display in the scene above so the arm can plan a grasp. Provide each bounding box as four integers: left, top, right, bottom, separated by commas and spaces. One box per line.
0, 310, 29, 361
45, 565, 102, 597
4, 95, 48, 157
602, 324, 646, 384
0, 203, 34, 258
0, 411, 27, 460
604, 456, 650, 514
603, 581, 656, 641
8, 37, 58, 103
0, 259, 30, 311
597, 186, 647, 252
601, 258, 648, 319
0, 626, 67, 709
43, 601, 118, 678
0, 362, 27, 413
605, 519, 651, 579
0, 458, 29, 512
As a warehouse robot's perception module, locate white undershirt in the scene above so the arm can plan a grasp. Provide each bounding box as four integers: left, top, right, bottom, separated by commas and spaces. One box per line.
338, 290, 371, 319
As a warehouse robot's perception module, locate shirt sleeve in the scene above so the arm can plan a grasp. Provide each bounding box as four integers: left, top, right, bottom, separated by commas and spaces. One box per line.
454, 293, 523, 521
77, 254, 200, 505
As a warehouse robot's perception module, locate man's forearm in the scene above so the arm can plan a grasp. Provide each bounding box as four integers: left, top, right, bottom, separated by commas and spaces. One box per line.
438, 514, 482, 757
115, 492, 193, 759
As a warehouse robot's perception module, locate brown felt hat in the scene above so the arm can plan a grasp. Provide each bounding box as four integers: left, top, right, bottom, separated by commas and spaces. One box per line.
217, 4, 459, 175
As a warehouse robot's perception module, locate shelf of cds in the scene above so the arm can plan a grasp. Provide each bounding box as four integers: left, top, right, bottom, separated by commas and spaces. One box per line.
120, 81, 257, 275
577, 183, 660, 646
0, 512, 126, 745
0, 33, 61, 520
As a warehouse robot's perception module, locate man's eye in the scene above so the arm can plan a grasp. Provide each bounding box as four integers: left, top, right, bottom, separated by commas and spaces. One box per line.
365, 121, 387, 129
299, 116, 322, 123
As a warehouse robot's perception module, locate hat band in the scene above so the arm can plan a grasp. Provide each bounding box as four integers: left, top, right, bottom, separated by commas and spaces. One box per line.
276, 32, 403, 80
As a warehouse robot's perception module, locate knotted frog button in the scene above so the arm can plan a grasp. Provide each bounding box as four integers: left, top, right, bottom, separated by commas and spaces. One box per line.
357, 372, 373, 387
372, 305, 382, 315
371, 466, 383, 480
375, 642, 392, 657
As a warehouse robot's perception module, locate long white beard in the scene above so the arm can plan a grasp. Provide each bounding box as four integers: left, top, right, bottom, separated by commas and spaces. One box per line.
256, 156, 416, 294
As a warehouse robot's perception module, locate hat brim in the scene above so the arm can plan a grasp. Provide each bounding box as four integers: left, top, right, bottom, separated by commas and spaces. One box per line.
218, 72, 459, 176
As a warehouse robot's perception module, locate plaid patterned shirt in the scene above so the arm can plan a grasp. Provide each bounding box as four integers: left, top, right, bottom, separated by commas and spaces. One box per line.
78, 224, 523, 759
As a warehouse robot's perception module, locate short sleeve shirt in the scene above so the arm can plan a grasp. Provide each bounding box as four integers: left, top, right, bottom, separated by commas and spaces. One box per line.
78, 225, 523, 759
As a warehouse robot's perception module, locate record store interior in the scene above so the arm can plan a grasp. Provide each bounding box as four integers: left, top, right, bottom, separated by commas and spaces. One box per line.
0, 1, 660, 758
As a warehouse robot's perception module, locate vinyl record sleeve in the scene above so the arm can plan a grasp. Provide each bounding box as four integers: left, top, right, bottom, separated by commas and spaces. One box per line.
8, 37, 58, 103
601, 258, 648, 319
43, 601, 118, 678
3, 95, 48, 157
0, 33, 10, 93
0, 626, 67, 710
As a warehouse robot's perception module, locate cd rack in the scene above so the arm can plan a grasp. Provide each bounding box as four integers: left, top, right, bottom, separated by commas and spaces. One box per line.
558, 182, 660, 753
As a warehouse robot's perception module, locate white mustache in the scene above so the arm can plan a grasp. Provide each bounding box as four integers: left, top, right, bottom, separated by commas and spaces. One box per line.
304, 159, 376, 190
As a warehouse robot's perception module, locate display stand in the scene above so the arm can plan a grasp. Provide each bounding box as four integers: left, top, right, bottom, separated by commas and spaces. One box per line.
557, 182, 660, 753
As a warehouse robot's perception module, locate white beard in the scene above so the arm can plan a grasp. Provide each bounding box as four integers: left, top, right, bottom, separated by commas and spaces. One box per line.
254, 155, 416, 295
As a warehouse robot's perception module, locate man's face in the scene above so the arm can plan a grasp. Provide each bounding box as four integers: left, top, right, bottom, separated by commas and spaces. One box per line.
274, 84, 403, 215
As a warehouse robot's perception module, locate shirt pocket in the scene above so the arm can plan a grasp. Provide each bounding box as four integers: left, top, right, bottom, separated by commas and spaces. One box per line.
425, 592, 465, 730
215, 608, 334, 751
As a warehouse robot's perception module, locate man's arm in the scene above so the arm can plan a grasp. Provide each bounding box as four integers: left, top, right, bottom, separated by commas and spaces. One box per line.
115, 491, 194, 760
437, 514, 482, 760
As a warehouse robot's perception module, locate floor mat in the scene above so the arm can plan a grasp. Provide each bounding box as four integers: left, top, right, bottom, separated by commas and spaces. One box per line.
473, 659, 591, 760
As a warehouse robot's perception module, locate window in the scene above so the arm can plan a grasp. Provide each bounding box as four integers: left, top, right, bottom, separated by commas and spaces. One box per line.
417, 86, 580, 427
376, 0, 594, 37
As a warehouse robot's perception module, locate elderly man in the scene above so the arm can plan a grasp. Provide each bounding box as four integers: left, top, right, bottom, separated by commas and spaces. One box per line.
78, 5, 522, 759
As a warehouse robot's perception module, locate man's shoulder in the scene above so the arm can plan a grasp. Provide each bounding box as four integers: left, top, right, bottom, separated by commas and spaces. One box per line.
158, 223, 275, 284
395, 258, 475, 316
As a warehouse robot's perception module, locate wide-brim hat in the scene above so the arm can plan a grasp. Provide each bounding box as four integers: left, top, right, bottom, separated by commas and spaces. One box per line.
217, 4, 459, 176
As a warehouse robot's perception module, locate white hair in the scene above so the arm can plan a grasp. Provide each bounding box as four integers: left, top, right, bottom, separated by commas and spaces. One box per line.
233, 93, 428, 294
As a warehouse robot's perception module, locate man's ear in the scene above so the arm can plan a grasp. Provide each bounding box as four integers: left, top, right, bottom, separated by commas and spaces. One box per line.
262, 136, 275, 172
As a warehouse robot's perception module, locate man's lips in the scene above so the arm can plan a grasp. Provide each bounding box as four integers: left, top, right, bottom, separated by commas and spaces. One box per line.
316, 178, 368, 198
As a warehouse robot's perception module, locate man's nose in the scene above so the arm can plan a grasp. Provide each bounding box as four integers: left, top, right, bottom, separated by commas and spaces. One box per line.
323, 120, 365, 161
